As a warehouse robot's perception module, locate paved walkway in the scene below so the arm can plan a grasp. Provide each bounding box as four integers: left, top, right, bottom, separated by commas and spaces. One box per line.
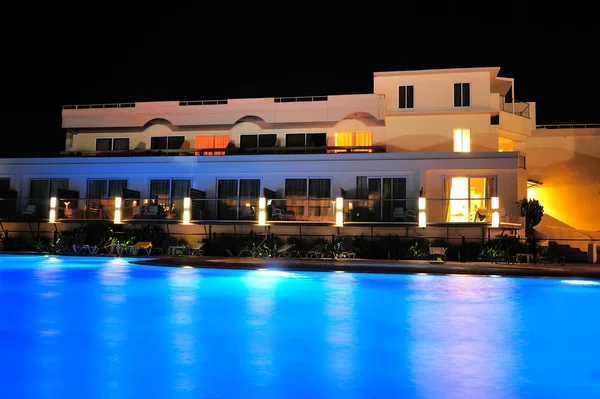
133, 255, 600, 279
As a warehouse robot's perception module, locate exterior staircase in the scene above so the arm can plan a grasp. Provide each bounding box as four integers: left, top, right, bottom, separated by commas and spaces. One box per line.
549, 241, 590, 263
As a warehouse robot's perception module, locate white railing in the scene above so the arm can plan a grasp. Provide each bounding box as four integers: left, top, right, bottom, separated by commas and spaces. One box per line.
536, 123, 600, 129
63, 103, 135, 110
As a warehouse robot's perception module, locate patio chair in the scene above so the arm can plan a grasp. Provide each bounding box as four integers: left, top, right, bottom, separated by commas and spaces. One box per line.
23, 205, 36, 216
334, 236, 356, 260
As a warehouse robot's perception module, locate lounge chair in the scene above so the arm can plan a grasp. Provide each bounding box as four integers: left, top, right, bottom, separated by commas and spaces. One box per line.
152, 236, 178, 255
52, 234, 73, 253
274, 243, 298, 258
305, 244, 327, 259
71, 232, 89, 254
334, 236, 356, 259
95, 238, 118, 255
428, 247, 446, 263
120, 241, 153, 256
187, 241, 205, 256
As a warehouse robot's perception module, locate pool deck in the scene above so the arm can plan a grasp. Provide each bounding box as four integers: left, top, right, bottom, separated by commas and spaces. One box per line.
4, 251, 599, 278
132, 255, 600, 279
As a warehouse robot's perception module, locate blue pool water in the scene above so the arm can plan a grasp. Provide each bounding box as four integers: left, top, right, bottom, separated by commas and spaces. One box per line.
1, 255, 600, 398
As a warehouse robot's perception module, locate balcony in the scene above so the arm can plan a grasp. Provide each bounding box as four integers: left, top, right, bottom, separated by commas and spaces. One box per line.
60, 144, 388, 157
500, 96, 530, 119
1, 196, 522, 227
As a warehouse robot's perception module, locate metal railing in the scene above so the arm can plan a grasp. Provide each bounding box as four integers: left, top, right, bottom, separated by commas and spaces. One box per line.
500, 96, 530, 118
536, 123, 600, 129
179, 99, 228, 106
274, 95, 328, 103
0, 197, 523, 226
60, 145, 388, 157
63, 103, 135, 110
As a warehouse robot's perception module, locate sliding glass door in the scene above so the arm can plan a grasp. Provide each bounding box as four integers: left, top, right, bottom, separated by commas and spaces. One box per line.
444, 177, 496, 222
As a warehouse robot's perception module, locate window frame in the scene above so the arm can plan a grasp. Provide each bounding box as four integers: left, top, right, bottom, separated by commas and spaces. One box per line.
216, 177, 262, 220
398, 85, 414, 109
150, 136, 186, 150
239, 133, 278, 149
95, 137, 130, 151
453, 128, 471, 152
454, 82, 471, 107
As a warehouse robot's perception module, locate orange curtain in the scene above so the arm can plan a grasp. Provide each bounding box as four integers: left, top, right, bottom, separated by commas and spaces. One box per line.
194, 135, 231, 155
354, 131, 372, 152
335, 132, 353, 153
213, 135, 231, 156
195, 136, 214, 155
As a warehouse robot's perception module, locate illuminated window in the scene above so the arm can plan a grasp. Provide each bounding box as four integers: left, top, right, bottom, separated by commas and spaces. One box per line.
498, 137, 514, 152
454, 82, 470, 107
194, 135, 231, 155
334, 131, 372, 152
453, 129, 471, 152
398, 85, 414, 109
444, 177, 496, 222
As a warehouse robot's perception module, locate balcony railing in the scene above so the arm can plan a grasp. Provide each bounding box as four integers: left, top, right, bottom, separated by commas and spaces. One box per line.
500, 96, 530, 119
60, 145, 388, 157
63, 103, 135, 110
536, 123, 600, 129
0, 197, 523, 226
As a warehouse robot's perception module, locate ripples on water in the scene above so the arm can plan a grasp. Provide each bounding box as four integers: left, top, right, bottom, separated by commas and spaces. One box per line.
1, 255, 600, 398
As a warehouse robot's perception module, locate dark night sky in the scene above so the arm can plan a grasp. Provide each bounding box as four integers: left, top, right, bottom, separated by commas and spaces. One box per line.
2, 17, 598, 158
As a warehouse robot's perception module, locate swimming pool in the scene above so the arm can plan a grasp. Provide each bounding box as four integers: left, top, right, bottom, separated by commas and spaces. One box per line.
1, 254, 599, 398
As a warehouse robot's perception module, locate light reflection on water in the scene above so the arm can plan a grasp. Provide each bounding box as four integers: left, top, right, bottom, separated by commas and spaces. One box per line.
323, 272, 357, 388
1, 255, 600, 398
407, 274, 521, 399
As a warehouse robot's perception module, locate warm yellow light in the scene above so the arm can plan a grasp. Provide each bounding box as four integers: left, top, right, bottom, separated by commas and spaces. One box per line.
418, 211, 426, 228
183, 197, 191, 210
348, 202, 353, 210
335, 210, 343, 227
50, 197, 57, 208
491, 211, 500, 227
49, 209, 56, 223
258, 210, 266, 226
115, 197, 122, 208
527, 187, 536, 200
259, 197, 266, 209
453, 129, 471, 152
183, 210, 190, 224
336, 197, 343, 210
491, 197, 499, 210
418, 197, 426, 210
114, 209, 121, 224
245, 202, 250, 208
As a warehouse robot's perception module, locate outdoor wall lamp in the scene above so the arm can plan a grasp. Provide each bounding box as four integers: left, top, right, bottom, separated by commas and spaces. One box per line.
114, 197, 122, 224
49, 196, 57, 223
182, 197, 191, 224
334, 197, 344, 227
418, 197, 426, 228
491, 196, 500, 227
257, 197, 267, 226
